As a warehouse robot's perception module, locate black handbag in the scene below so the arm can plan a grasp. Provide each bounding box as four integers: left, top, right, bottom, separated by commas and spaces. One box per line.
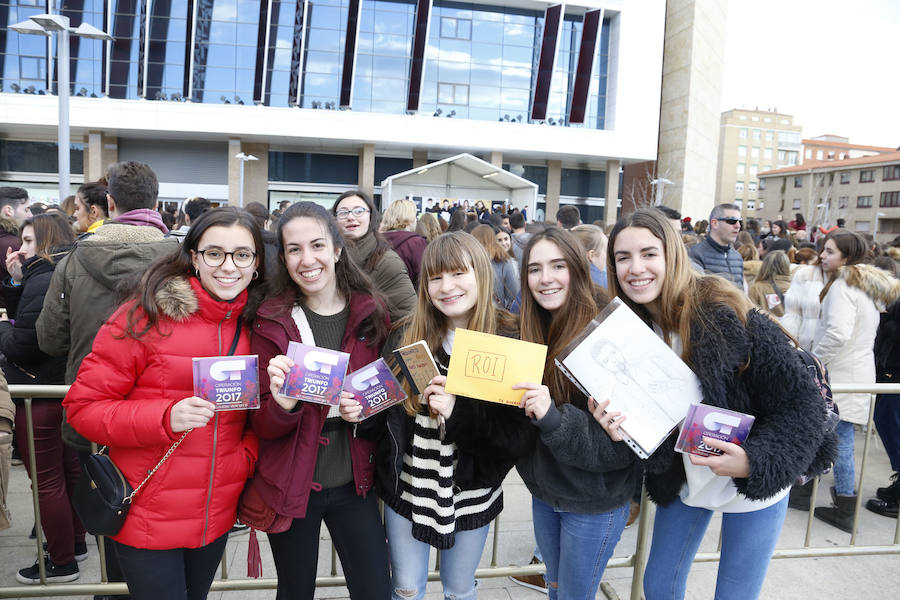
73, 433, 188, 536
72, 317, 244, 536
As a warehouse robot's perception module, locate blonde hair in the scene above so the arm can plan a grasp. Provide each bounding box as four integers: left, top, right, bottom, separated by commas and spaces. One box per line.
395, 232, 516, 415
415, 212, 442, 242
571, 224, 607, 256
380, 199, 417, 232
471, 224, 508, 263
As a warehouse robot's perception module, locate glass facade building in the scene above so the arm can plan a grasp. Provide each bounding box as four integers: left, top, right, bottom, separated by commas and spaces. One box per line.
1, 0, 609, 127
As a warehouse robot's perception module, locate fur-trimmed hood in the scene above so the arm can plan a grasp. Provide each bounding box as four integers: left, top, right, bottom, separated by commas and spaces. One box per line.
152, 276, 247, 324
836, 263, 900, 310
0, 217, 18, 236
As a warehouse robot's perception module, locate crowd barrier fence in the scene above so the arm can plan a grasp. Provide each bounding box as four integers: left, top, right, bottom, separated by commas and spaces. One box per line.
1, 383, 899, 599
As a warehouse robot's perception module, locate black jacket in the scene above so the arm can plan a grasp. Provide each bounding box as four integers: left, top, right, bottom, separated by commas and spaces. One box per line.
688, 236, 744, 288
366, 331, 535, 511
644, 306, 838, 506
0, 252, 69, 388
875, 299, 900, 378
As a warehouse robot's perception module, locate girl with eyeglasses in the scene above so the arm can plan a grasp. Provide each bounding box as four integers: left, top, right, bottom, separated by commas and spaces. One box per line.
332, 191, 416, 321
251, 202, 391, 599
597, 209, 834, 600
64, 208, 264, 599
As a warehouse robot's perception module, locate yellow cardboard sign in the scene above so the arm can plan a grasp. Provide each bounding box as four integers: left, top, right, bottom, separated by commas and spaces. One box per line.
445, 329, 548, 406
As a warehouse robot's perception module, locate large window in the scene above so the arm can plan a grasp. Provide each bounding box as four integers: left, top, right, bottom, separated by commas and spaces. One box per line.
193, 0, 261, 104
840, 172, 850, 184
857, 195, 872, 208
264, 0, 307, 107
0, 140, 84, 173
884, 165, 900, 181
300, 0, 350, 109
147, 0, 190, 101
353, 0, 416, 114
860, 169, 875, 183
881, 191, 900, 208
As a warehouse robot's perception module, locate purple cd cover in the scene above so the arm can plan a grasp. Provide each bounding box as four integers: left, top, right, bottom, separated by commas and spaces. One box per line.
344, 358, 408, 419
192, 355, 260, 411
675, 404, 755, 457
280, 341, 350, 406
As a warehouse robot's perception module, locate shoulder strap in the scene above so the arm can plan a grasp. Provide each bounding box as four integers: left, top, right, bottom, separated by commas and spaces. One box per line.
227, 316, 243, 356
771, 279, 785, 305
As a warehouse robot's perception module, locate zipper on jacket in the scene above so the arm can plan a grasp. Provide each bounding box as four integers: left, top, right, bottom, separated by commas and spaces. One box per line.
388, 424, 401, 496
201, 314, 231, 545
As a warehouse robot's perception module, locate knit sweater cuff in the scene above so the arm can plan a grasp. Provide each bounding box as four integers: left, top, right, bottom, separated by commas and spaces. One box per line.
534, 402, 561, 433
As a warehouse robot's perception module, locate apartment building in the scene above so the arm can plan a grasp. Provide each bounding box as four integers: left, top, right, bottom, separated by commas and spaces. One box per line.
756, 151, 900, 243
802, 135, 895, 163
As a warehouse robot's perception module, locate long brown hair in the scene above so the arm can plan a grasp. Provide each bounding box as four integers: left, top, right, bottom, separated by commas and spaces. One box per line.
21, 213, 75, 263
519, 227, 607, 406
395, 231, 516, 415
269, 201, 388, 347
332, 190, 391, 271
819, 228, 868, 302
606, 209, 752, 366
471, 224, 508, 263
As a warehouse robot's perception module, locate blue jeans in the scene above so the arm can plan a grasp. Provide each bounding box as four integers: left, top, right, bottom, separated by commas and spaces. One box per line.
531, 496, 628, 600
384, 504, 489, 600
834, 420, 857, 495
874, 393, 900, 472
644, 495, 789, 600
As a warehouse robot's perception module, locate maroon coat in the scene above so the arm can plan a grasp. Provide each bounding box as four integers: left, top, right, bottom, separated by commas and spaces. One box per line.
383, 230, 427, 288
250, 292, 387, 518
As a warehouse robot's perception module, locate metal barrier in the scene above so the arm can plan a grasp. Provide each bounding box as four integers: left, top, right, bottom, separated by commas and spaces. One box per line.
1, 383, 899, 599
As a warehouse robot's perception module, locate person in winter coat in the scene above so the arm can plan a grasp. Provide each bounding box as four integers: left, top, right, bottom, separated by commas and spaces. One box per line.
0, 371, 12, 532
63, 208, 264, 599
749, 250, 792, 317
332, 191, 416, 321
380, 199, 428, 288
867, 295, 900, 517
781, 261, 825, 351
811, 229, 900, 532
516, 227, 641, 600
598, 209, 833, 600
253, 201, 391, 599
353, 232, 533, 600
0, 214, 81, 584
471, 224, 519, 310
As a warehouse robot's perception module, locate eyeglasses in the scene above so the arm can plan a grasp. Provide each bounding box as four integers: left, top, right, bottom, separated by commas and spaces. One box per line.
335, 207, 370, 220
718, 217, 742, 225
197, 248, 257, 268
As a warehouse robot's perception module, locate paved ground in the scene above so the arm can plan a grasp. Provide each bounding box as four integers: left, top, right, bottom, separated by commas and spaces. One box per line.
1, 426, 898, 599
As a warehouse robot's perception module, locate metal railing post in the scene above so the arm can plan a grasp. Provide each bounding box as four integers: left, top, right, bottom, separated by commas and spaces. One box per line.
24, 398, 47, 583
630, 488, 654, 600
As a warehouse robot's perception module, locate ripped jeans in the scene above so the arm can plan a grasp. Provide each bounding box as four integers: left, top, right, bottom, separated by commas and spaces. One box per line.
384, 504, 489, 600
531, 496, 629, 600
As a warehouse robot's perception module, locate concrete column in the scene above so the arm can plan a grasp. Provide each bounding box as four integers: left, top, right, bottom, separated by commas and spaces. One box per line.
84, 131, 117, 182
604, 159, 620, 228
358, 143, 376, 198
655, 0, 727, 221
412, 150, 428, 168
227, 139, 269, 207
488, 151, 503, 168
545, 160, 562, 222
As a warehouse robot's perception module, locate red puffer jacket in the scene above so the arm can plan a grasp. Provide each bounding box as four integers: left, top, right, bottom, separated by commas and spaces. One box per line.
250, 291, 387, 518
64, 277, 258, 550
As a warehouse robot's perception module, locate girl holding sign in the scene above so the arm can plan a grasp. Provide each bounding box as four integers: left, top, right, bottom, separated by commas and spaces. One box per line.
251, 201, 391, 599
64, 208, 264, 598
598, 208, 835, 600
352, 231, 533, 600
515, 227, 641, 600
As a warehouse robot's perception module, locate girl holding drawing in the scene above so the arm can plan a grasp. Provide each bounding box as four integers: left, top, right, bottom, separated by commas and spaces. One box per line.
348, 231, 533, 600
516, 227, 641, 600
251, 202, 391, 599
597, 208, 835, 600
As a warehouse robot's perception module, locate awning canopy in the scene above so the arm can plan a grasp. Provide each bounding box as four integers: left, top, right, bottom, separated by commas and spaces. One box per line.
381, 153, 538, 215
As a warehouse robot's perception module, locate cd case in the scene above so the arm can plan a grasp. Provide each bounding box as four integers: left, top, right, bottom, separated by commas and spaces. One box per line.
674, 404, 755, 457
192, 355, 260, 411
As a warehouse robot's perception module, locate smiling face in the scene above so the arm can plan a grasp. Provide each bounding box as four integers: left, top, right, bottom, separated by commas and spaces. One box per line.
190, 224, 258, 301
613, 226, 666, 321
426, 263, 478, 330
819, 239, 847, 273
495, 230, 511, 252
335, 195, 371, 240
282, 216, 342, 302
526, 239, 571, 313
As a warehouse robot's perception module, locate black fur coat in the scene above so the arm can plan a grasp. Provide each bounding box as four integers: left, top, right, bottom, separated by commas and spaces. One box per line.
645, 306, 838, 506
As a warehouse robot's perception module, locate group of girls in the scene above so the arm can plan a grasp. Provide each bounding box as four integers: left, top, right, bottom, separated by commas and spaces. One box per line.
62, 199, 832, 600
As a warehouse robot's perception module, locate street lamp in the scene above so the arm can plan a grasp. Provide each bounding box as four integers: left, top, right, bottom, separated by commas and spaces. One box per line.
651, 177, 674, 206
235, 152, 258, 208
10, 14, 112, 203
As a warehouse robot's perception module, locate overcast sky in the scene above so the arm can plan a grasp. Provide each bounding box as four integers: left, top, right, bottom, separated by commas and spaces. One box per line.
721, 0, 900, 149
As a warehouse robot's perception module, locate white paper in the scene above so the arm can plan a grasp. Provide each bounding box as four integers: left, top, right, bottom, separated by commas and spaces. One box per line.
557, 299, 701, 458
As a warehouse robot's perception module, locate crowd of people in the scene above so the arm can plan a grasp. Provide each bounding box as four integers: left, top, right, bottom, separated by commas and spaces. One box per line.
0, 168, 897, 600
